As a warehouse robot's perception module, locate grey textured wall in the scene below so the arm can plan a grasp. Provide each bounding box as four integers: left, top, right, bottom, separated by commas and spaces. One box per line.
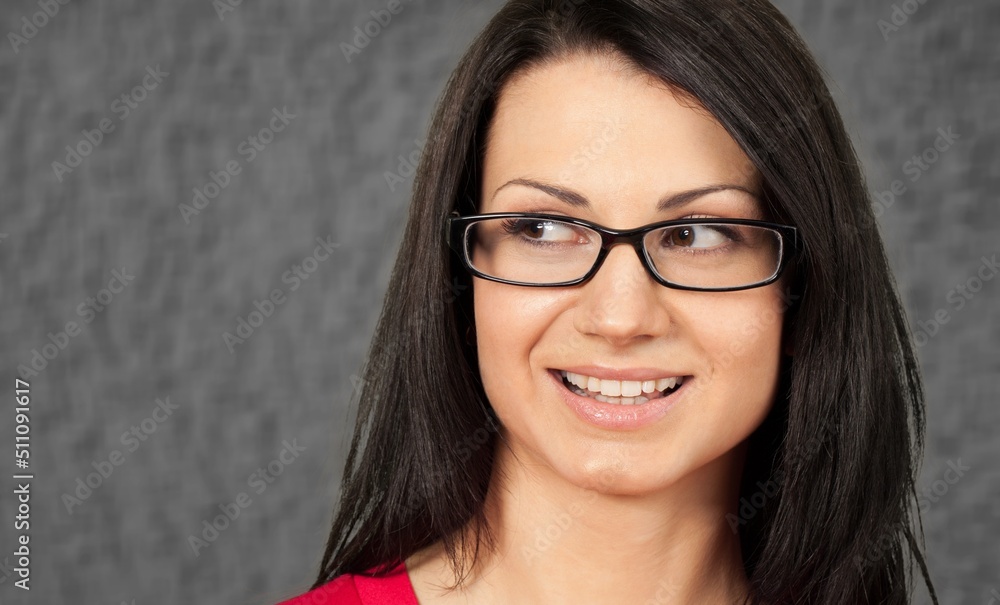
0, 1, 995, 604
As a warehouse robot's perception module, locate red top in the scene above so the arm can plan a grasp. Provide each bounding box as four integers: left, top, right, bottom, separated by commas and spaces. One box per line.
276, 562, 419, 605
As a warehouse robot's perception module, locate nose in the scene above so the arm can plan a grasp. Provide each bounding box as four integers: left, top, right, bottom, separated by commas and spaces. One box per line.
572, 243, 672, 345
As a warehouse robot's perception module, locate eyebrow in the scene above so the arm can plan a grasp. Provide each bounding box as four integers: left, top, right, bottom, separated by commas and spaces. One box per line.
491, 178, 760, 212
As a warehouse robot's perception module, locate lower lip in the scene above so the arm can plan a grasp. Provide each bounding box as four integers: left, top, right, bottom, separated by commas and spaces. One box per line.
548, 369, 689, 431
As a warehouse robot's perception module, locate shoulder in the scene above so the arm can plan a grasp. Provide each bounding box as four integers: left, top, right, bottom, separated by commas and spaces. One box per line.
275, 562, 417, 605
274, 574, 362, 605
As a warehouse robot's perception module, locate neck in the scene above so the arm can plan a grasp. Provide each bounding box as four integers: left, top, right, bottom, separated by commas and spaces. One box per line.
419, 440, 751, 605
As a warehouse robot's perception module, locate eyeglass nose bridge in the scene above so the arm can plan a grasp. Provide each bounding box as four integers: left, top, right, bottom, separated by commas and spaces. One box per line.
583, 228, 664, 287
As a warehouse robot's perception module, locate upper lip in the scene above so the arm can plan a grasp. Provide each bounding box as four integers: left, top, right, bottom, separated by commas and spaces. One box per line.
553, 365, 689, 382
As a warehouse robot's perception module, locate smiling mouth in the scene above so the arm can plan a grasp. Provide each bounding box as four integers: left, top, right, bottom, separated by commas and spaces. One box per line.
557, 370, 686, 405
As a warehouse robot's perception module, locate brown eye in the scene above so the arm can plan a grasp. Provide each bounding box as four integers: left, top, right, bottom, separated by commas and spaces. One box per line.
670, 227, 696, 247
523, 222, 548, 239
657, 225, 731, 249
499, 218, 593, 246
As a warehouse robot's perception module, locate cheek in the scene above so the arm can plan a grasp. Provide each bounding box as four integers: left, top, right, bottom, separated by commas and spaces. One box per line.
707, 301, 785, 365
691, 294, 787, 426
472, 280, 560, 400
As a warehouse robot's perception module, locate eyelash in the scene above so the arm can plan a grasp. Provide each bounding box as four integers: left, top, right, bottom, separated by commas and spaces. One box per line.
498, 218, 744, 253
499, 218, 578, 247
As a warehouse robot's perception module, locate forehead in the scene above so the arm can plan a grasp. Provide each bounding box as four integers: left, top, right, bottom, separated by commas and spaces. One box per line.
480, 52, 760, 218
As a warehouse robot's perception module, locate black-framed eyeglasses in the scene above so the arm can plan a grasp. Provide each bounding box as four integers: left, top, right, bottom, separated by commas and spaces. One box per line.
446, 211, 799, 292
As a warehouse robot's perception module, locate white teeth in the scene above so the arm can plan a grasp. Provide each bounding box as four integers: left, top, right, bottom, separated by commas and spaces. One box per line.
655, 377, 681, 391
566, 372, 588, 389
620, 380, 642, 397
589, 391, 651, 405
559, 370, 684, 405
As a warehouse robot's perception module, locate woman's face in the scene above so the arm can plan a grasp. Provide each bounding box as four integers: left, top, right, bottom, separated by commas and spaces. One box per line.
474, 52, 789, 495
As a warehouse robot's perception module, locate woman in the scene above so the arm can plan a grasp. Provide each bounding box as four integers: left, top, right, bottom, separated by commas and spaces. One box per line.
280, 0, 936, 602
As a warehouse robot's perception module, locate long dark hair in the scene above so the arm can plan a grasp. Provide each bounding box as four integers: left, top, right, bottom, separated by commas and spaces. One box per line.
314, 1, 936, 602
